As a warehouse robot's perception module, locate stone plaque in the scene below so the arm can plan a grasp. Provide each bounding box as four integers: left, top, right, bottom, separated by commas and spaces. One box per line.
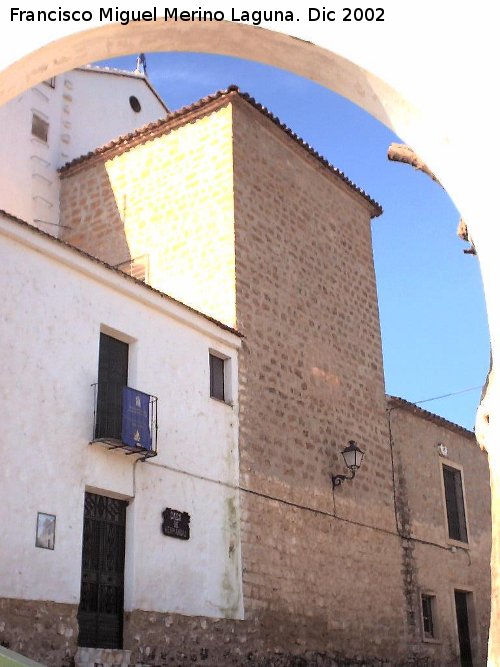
162, 508, 190, 540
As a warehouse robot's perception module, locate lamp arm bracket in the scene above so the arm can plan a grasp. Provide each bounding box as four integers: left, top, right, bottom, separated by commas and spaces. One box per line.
332, 468, 356, 488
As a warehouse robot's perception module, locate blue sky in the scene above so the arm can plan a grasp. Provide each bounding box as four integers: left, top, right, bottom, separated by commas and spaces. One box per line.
98, 52, 490, 429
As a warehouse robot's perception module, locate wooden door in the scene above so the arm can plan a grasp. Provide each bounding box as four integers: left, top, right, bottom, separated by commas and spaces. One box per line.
95, 333, 128, 440
455, 590, 473, 667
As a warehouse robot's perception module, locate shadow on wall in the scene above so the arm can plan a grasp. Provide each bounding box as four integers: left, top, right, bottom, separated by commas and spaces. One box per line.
60, 161, 132, 268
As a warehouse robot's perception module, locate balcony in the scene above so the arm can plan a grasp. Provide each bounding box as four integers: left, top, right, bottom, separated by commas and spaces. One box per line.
90, 383, 158, 459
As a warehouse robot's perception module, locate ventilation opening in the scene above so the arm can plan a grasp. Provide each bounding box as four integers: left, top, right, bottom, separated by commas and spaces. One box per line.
129, 95, 141, 112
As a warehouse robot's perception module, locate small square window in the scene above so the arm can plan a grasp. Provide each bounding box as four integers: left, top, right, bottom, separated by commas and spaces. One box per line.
442, 464, 468, 543
32, 113, 49, 143
209, 352, 226, 402
421, 593, 438, 640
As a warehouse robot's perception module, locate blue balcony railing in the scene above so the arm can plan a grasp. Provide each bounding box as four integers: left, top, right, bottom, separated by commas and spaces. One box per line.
90, 383, 158, 459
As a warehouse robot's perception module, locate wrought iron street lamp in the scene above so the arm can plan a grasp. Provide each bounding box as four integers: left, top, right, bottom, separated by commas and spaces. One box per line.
332, 440, 364, 488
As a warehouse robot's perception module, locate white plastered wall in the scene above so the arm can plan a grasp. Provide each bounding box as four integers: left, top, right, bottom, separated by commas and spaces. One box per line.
0, 68, 166, 232
0, 212, 243, 619
62, 69, 167, 163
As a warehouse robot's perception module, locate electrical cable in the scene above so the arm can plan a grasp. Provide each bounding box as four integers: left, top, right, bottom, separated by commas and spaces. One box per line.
141, 453, 467, 557
413, 385, 483, 405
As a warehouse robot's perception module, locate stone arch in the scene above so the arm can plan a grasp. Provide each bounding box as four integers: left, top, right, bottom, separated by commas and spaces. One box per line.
0, 22, 466, 233
0, 22, 424, 143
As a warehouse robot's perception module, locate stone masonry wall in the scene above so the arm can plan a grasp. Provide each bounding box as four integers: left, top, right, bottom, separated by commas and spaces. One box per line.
231, 98, 408, 660
0, 599, 456, 667
0, 598, 78, 666
388, 401, 491, 665
124, 610, 438, 667
60, 103, 237, 327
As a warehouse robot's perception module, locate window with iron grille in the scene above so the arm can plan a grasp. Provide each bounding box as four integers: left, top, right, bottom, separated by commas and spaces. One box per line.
421, 593, 437, 640
443, 464, 468, 543
31, 113, 49, 142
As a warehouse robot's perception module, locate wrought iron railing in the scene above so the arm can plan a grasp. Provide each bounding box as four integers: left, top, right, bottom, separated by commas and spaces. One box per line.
90, 383, 158, 459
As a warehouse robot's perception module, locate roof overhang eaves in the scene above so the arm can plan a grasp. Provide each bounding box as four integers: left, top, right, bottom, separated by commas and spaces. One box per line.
386, 394, 477, 440
59, 85, 382, 215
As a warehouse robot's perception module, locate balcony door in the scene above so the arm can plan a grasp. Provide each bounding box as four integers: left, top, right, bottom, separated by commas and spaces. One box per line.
78, 492, 127, 649
95, 333, 128, 440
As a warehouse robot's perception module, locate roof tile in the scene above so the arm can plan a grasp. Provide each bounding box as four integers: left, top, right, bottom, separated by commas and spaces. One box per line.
386, 394, 477, 439
59, 86, 382, 216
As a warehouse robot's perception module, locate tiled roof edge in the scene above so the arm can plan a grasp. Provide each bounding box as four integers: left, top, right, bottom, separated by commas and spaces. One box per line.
386, 395, 476, 439
235, 88, 382, 217
0, 209, 242, 339
58, 87, 230, 173
59, 85, 382, 217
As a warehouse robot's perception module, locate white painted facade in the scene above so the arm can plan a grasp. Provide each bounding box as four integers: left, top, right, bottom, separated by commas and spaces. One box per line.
0, 67, 167, 234
0, 211, 243, 620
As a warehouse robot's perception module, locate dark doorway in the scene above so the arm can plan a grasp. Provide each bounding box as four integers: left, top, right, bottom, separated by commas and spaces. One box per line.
95, 333, 129, 439
455, 590, 473, 667
78, 492, 127, 649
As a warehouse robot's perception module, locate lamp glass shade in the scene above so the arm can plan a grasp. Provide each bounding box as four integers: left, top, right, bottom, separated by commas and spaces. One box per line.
342, 440, 364, 470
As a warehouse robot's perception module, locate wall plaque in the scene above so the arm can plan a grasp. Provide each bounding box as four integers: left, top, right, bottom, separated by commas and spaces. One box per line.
36, 512, 56, 549
162, 508, 190, 540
